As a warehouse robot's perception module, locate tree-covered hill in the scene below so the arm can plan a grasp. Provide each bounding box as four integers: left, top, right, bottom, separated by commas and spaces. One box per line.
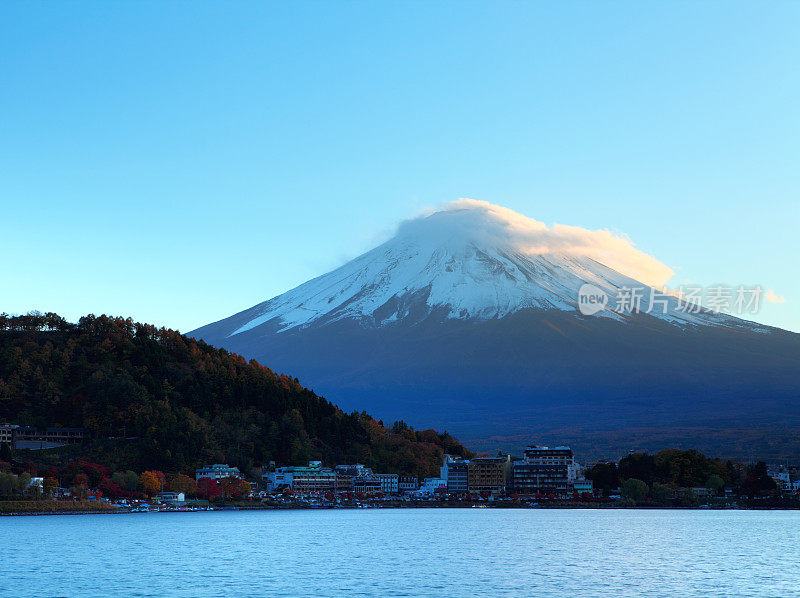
0, 312, 472, 477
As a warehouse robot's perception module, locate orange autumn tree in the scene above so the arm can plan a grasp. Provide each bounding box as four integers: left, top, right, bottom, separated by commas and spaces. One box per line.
139, 470, 165, 496
238, 479, 252, 498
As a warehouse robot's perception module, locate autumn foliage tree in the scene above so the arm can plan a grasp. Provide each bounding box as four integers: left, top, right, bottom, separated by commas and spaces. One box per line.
168, 474, 197, 497
139, 471, 163, 496
218, 476, 250, 499
99, 478, 123, 499
238, 479, 252, 499
71, 473, 89, 499
196, 477, 221, 500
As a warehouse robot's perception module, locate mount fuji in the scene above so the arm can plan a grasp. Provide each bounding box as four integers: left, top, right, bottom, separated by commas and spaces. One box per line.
190, 200, 800, 458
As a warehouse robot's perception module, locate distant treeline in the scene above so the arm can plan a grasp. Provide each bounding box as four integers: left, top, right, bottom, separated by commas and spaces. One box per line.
0, 312, 473, 477
585, 449, 778, 500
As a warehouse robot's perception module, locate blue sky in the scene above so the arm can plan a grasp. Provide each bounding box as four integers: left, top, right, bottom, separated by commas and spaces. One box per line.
2, 2, 798, 332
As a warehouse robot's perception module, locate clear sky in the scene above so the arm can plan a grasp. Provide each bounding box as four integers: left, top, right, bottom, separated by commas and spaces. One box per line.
2, 2, 798, 332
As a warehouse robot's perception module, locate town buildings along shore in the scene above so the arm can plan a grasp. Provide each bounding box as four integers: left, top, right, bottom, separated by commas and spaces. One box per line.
260, 446, 593, 499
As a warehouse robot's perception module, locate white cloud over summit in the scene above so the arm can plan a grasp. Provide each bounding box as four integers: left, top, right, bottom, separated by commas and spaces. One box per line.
400, 199, 675, 288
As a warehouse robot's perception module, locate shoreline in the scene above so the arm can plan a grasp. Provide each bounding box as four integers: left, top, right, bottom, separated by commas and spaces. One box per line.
4, 502, 798, 516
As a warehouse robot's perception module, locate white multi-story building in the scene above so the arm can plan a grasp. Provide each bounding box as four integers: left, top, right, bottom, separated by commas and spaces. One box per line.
195, 464, 241, 482
262, 461, 336, 494
352, 476, 381, 494
398, 475, 419, 493
512, 446, 578, 495
374, 473, 399, 494
768, 467, 791, 491
441, 455, 470, 493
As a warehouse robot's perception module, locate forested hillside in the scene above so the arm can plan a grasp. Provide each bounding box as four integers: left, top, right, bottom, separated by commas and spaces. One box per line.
0, 312, 471, 477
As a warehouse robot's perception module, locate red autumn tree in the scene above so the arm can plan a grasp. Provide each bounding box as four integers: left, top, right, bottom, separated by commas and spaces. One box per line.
197, 477, 221, 500
99, 478, 123, 499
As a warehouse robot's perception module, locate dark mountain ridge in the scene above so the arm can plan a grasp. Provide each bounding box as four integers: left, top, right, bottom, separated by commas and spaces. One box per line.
0, 312, 471, 477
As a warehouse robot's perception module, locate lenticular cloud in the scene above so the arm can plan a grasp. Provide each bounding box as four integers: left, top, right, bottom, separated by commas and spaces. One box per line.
402, 199, 675, 288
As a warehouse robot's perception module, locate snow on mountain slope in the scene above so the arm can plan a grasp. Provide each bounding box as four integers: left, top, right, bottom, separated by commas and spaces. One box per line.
223, 200, 762, 336
188, 200, 799, 459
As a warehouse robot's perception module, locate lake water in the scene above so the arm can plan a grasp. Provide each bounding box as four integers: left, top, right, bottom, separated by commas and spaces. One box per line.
1, 509, 799, 597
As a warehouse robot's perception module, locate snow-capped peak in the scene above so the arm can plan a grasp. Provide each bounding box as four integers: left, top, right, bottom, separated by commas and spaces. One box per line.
227, 201, 754, 335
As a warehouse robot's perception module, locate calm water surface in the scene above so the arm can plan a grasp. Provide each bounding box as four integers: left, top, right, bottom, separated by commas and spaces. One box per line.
1, 509, 799, 597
